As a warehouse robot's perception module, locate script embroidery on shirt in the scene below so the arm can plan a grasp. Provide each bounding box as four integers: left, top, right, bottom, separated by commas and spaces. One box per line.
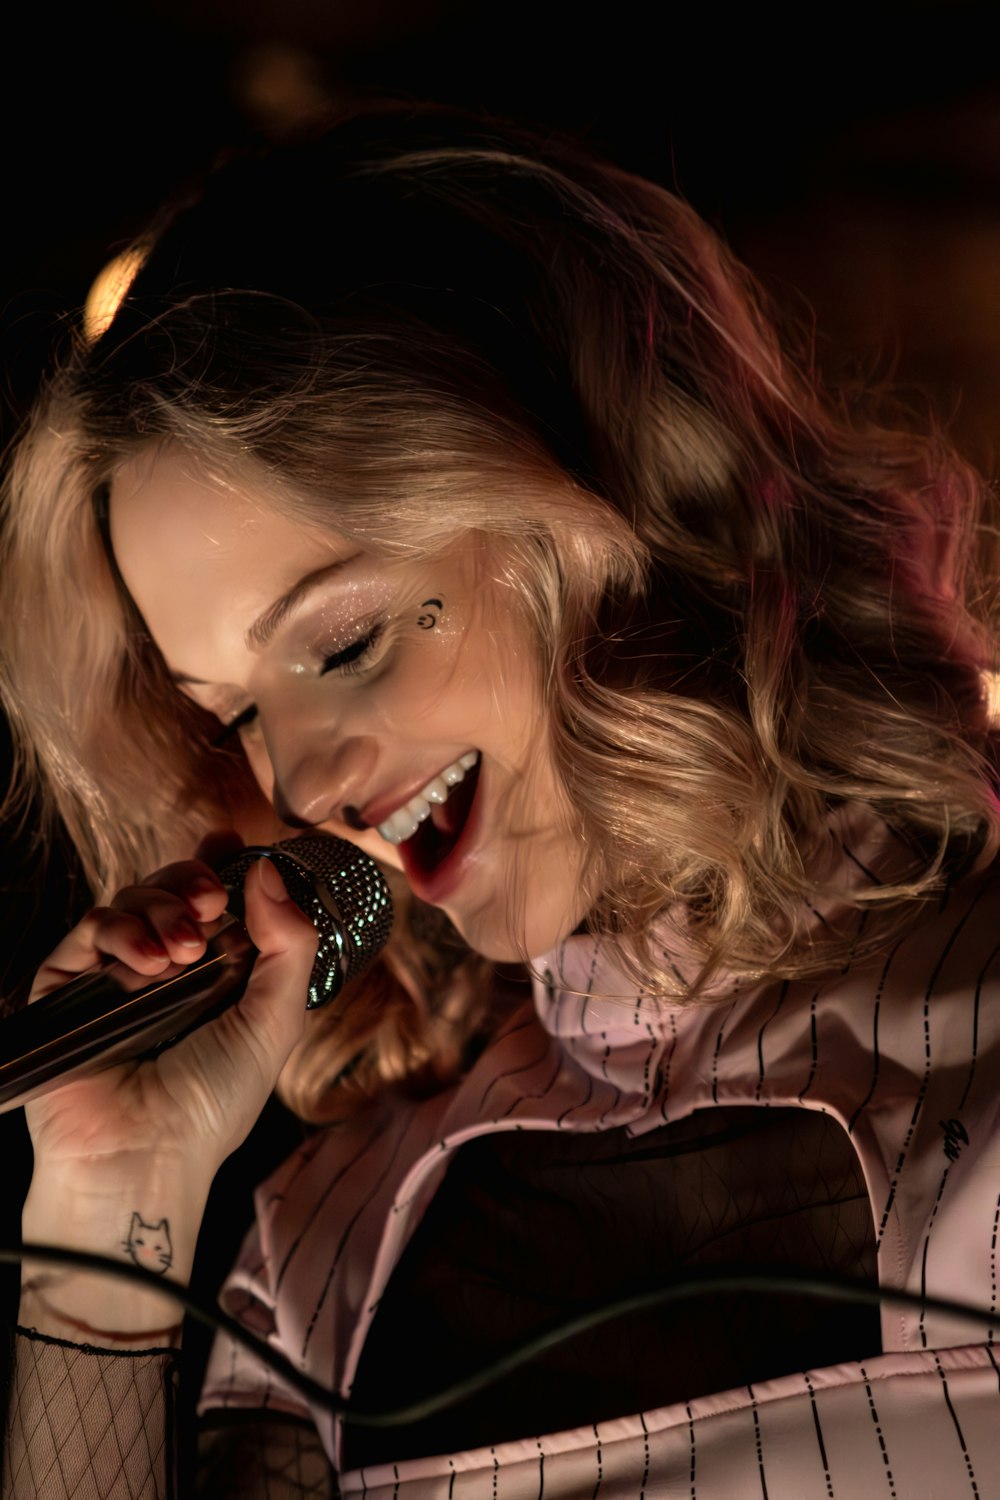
940, 1117, 969, 1163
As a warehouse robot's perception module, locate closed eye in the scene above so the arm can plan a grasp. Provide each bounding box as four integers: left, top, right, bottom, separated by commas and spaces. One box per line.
211, 702, 259, 748
210, 625, 384, 748
320, 625, 382, 677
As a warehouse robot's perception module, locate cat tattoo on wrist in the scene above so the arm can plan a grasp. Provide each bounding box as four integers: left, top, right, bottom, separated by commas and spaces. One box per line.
123, 1212, 173, 1275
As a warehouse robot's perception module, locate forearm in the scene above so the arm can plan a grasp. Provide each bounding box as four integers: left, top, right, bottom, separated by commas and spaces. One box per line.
4, 1159, 208, 1498
196, 1414, 338, 1498
18, 1155, 211, 1347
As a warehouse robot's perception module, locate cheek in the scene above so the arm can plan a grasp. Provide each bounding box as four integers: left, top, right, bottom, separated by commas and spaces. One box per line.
240, 735, 275, 801
223, 739, 292, 843
418, 623, 539, 748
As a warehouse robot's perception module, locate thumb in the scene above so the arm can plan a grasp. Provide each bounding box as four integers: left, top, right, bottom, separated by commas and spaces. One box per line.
237, 857, 319, 1061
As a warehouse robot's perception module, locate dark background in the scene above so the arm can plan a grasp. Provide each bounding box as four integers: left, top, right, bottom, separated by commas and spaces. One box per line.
6, 0, 1000, 469
3, 0, 1000, 1416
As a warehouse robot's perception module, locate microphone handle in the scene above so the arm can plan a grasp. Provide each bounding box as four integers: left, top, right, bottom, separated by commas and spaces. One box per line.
0, 916, 258, 1114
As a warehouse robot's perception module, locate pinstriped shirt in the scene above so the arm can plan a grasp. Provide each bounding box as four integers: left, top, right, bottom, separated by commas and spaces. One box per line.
200, 812, 1000, 1497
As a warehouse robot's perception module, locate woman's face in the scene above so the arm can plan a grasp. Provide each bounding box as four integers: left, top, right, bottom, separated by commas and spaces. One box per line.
109, 445, 589, 960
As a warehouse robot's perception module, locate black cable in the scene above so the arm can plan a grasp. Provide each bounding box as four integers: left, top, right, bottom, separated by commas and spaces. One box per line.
4, 1241, 997, 1429
3, 1242, 335, 1412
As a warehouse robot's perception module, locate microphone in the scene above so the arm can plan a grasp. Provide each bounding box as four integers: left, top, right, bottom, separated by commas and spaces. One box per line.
0, 834, 393, 1114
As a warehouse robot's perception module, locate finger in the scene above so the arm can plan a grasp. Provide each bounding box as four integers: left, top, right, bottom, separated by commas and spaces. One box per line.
30, 907, 173, 999
110, 886, 216, 964
131, 858, 231, 923
235, 858, 318, 1064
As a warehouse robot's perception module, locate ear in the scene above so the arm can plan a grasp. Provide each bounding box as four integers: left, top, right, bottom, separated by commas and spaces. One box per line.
153, 1219, 168, 1233
129, 1212, 141, 1233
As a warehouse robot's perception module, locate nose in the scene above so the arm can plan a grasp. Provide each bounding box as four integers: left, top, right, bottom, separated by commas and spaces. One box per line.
266, 734, 379, 831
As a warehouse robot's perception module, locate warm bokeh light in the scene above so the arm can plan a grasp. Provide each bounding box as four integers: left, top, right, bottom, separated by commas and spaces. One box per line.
984, 670, 1000, 726
83, 244, 148, 343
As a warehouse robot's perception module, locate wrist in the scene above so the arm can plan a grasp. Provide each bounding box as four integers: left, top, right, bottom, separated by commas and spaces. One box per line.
21, 1154, 212, 1348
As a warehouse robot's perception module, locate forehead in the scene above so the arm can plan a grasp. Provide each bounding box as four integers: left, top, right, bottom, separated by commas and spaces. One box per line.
107, 445, 354, 675
109, 444, 347, 566
108, 444, 358, 603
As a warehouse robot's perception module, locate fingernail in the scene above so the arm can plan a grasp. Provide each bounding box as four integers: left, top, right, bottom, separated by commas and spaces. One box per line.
138, 938, 169, 960
257, 857, 289, 903
173, 920, 204, 947
189, 875, 221, 897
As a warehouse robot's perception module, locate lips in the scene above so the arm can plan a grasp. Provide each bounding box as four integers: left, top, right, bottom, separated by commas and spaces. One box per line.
397, 756, 482, 903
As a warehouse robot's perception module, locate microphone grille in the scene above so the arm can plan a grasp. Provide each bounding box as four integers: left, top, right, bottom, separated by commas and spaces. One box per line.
219, 834, 394, 1008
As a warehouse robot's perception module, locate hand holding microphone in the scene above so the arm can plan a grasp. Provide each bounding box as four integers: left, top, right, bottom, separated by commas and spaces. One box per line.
11, 831, 392, 1347
3, 832, 393, 1170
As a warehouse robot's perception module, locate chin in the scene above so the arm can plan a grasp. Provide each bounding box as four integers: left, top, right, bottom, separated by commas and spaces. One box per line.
445, 896, 585, 965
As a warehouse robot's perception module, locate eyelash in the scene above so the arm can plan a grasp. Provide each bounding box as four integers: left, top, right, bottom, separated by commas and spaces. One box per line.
210, 624, 384, 748
321, 624, 383, 678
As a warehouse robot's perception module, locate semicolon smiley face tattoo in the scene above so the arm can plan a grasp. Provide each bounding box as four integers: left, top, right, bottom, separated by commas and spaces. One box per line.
417, 597, 443, 630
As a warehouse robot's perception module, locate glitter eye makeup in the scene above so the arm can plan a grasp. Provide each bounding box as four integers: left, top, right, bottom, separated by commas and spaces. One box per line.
209, 619, 388, 747
319, 622, 384, 677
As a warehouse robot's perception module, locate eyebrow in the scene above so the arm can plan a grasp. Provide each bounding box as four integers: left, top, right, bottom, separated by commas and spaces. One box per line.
169, 557, 358, 687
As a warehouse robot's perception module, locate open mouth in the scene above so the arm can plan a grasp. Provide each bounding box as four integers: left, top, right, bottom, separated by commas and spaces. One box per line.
383, 756, 479, 894
399, 756, 481, 883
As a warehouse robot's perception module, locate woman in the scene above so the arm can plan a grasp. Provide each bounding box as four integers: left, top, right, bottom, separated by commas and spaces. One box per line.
3, 102, 1000, 1497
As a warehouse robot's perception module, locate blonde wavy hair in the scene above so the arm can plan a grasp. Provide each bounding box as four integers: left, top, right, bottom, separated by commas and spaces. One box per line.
3, 102, 999, 1121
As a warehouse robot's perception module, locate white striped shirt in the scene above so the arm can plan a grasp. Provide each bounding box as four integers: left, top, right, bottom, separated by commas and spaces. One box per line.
201, 810, 1000, 1496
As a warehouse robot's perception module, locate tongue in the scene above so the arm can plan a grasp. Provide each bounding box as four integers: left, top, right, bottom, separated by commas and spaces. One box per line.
430, 797, 463, 835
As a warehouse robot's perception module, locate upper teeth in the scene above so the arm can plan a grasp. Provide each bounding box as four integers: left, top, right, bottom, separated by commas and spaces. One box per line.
377, 751, 479, 845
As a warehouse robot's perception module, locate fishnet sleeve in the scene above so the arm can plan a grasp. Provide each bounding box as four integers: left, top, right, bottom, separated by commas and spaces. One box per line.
195, 1413, 337, 1498
2, 1327, 181, 1499
2, 1329, 336, 1499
